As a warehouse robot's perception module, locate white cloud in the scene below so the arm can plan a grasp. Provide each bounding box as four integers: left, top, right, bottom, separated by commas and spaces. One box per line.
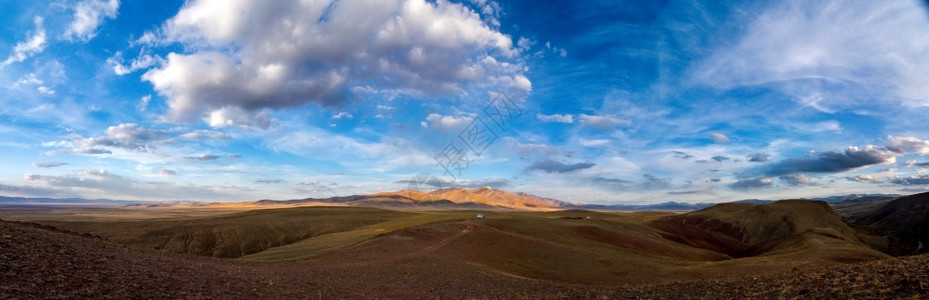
108, 52, 160, 75
690, 0, 929, 109
32, 162, 68, 169
536, 113, 573, 123
16, 73, 43, 85
579, 139, 609, 147
36, 86, 55, 95
64, 0, 120, 41
141, 0, 525, 126
579, 114, 630, 129
708, 133, 730, 143
49, 123, 231, 156
886, 136, 929, 155
206, 106, 274, 129
424, 113, 473, 131
14, 73, 56, 95
138, 95, 151, 112
332, 112, 353, 120
845, 174, 882, 183
79, 123, 169, 151
2, 16, 46, 67
778, 173, 813, 186
157, 169, 177, 176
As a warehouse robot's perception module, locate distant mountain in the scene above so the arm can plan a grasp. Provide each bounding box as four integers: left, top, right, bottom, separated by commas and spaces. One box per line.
0, 190, 773, 212
0, 196, 149, 206
575, 201, 716, 211
257, 187, 572, 210
814, 193, 902, 204
260, 188, 745, 211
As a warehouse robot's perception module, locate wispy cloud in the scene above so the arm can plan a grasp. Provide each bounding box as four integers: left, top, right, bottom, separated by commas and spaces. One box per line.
2, 16, 46, 67
64, 0, 120, 41
527, 159, 595, 173
32, 162, 68, 169
729, 178, 773, 191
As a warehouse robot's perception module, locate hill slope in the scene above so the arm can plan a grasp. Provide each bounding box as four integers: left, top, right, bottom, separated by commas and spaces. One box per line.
4, 218, 928, 298
844, 192, 929, 255
648, 200, 885, 260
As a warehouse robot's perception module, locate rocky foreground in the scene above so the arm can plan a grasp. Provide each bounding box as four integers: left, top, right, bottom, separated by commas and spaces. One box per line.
1, 220, 928, 299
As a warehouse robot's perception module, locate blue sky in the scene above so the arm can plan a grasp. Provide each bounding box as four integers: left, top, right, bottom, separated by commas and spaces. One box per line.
3, 0, 929, 204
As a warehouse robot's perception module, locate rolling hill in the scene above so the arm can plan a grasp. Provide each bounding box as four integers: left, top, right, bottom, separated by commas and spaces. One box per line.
841, 192, 929, 255
648, 200, 885, 261
4, 218, 928, 298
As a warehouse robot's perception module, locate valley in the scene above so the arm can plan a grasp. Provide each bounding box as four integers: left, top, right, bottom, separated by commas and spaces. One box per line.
3, 188, 928, 298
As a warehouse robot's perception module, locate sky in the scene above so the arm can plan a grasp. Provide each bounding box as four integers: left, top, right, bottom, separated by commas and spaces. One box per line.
2, 0, 929, 204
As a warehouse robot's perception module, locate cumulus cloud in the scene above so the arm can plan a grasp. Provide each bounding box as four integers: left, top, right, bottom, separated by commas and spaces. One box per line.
747, 153, 770, 162
50, 124, 232, 156
708, 133, 729, 143
140, 0, 526, 127
890, 175, 929, 186
690, 1, 929, 110
76, 123, 169, 151
527, 159, 595, 173
2, 16, 46, 67
579, 114, 630, 129
536, 113, 574, 123
764, 146, 896, 176
205, 106, 274, 129
32, 162, 68, 169
886, 136, 929, 155
729, 177, 773, 190
778, 173, 813, 186
64, 0, 120, 41
423, 113, 473, 131
845, 175, 882, 183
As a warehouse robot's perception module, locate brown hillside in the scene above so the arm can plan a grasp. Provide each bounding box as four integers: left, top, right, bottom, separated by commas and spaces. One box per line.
649, 200, 882, 259
3, 218, 927, 299
846, 192, 929, 255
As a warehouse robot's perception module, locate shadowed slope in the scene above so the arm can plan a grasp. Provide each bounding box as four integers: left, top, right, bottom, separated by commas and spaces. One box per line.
649, 200, 885, 260
845, 192, 929, 255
